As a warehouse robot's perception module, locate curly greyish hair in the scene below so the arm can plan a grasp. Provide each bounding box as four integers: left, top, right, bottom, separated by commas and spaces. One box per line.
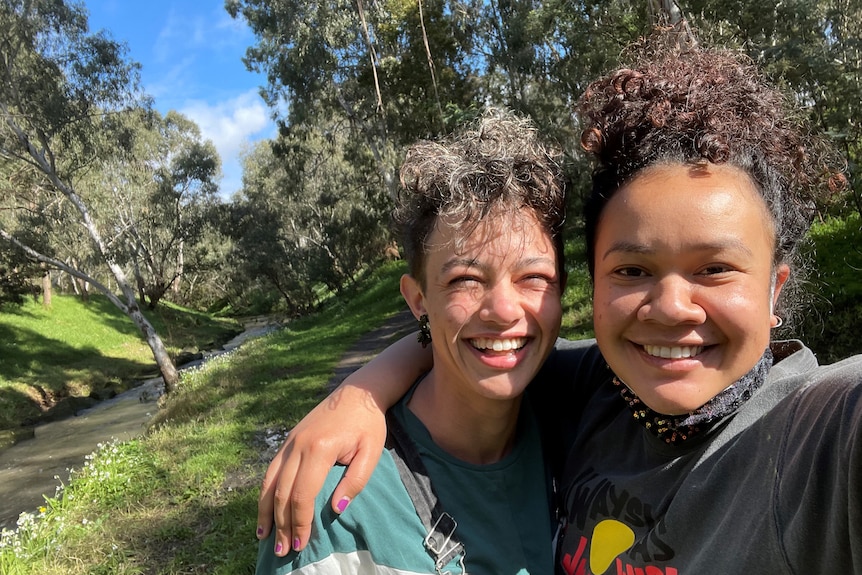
578, 27, 845, 325
394, 109, 567, 284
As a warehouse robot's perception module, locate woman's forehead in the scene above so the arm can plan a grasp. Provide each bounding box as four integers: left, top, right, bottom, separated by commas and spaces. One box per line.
616, 163, 767, 218
430, 210, 555, 259
597, 163, 775, 254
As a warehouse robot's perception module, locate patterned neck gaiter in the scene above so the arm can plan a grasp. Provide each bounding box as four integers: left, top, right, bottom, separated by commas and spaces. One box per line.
613, 347, 774, 445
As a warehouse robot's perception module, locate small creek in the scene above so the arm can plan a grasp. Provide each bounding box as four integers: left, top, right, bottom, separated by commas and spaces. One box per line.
0, 319, 281, 530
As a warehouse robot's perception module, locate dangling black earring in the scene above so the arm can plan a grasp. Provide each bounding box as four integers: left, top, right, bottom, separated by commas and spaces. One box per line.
417, 314, 432, 348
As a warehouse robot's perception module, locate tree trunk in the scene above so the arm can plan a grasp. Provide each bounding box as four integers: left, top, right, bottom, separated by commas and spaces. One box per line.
128, 303, 179, 393
41, 269, 52, 308
172, 239, 184, 294
647, 0, 697, 49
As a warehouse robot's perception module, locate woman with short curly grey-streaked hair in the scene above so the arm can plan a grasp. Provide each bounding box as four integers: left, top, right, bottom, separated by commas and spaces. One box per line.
256, 109, 568, 574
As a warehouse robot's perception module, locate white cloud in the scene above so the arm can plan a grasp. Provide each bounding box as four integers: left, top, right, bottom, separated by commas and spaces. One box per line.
135, 3, 272, 198
180, 90, 274, 198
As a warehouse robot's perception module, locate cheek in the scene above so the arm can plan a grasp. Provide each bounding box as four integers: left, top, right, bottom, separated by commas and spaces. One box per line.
705, 284, 773, 331
441, 296, 479, 326
592, 283, 638, 325
537, 294, 563, 330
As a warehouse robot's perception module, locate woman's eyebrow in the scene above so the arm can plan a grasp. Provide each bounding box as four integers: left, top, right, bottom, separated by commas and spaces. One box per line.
440, 257, 482, 274
601, 238, 754, 261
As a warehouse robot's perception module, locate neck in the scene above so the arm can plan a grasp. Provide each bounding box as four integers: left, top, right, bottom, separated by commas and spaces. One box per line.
407, 369, 522, 465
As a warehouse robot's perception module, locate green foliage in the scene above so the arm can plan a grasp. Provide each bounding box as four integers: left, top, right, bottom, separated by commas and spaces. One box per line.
0, 247, 39, 307
686, 0, 862, 216
798, 213, 862, 363
225, 135, 393, 315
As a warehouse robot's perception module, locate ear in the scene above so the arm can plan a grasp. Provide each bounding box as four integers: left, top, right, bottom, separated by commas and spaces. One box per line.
400, 274, 426, 320
770, 264, 791, 323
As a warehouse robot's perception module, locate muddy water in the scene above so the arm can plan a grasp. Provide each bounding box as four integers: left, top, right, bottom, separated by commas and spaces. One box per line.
0, 320, 280, 530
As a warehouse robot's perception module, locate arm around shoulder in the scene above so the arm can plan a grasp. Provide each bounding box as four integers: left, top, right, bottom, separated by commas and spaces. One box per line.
257, 332, 433, 557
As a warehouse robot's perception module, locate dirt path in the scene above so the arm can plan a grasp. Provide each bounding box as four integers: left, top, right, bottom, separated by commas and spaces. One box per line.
326, 309, 417, 392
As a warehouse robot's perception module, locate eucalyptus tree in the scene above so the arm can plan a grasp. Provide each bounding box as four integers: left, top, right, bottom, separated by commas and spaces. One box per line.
228, 121, 390, 314
227, 0, 480, 197
0, 0, 183, 391
104, 109, 221, 310
227, 140, 320, 315
177, 217, 233, 310
683, 0, 862, 213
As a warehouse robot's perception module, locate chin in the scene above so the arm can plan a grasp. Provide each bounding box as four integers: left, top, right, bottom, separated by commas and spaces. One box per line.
638, 388, 709, 416
478, 377, 530, 401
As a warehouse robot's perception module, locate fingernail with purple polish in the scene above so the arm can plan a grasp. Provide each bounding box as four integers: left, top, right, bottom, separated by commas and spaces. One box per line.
275, 542, 283, 555
257, 526, 264, 537
293, 537, 301, 551
336, 496, 351, 513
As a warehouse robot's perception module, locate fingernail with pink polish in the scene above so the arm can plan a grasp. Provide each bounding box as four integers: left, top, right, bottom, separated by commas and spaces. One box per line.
275, 542, 283, 555
336, 496, 351, 513
293, 537, 302, 551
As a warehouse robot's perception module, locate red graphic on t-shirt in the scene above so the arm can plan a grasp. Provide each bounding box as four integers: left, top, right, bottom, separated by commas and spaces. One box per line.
561, 531, 679, 575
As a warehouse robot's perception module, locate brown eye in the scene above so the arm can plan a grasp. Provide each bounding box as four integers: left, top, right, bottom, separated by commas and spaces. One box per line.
614, 267, 647, 278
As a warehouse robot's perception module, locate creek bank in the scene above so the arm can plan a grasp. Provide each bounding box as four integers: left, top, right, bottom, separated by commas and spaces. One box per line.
0, 325, 248, 449
0, 318, 282, 530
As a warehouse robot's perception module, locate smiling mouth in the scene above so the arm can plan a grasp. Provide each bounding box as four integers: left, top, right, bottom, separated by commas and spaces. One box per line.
642, 344, 704, 359
470, 337, 527, 353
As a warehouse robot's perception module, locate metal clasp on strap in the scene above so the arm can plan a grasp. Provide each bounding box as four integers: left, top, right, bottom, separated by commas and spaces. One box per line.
424, 512, 467, 574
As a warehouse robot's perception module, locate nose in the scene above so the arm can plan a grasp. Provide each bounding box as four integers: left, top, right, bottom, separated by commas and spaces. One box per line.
637, 274, 706, 325
478, 282, 524, 326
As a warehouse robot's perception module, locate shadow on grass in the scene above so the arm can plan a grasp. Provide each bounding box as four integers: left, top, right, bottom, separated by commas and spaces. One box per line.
121, 483, 260, 574
0, 323, 154, 429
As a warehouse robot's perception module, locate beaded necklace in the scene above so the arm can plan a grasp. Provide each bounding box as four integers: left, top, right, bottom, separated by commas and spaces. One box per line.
613, 348, 774, 445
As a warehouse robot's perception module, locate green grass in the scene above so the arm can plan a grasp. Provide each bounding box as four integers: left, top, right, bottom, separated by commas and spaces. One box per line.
0, 295, 242, 431
559, 238, 594, 340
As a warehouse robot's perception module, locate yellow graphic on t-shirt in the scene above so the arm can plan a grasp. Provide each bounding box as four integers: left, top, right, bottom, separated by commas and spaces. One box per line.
589, 519, 636, 574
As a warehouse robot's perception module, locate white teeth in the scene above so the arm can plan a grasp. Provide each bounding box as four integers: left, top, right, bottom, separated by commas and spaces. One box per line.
471, 337, 527, 352
643, 344, 703, 359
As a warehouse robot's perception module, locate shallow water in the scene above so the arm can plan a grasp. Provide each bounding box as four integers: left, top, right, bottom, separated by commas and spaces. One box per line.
0, 320, 280, 530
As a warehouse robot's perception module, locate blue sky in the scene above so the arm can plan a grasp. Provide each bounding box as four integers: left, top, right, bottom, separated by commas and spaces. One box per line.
85, 0, 276, 200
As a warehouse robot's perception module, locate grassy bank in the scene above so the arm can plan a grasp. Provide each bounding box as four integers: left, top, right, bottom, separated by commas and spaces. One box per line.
0, 261, 411, 575
0, 296, 242, 433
